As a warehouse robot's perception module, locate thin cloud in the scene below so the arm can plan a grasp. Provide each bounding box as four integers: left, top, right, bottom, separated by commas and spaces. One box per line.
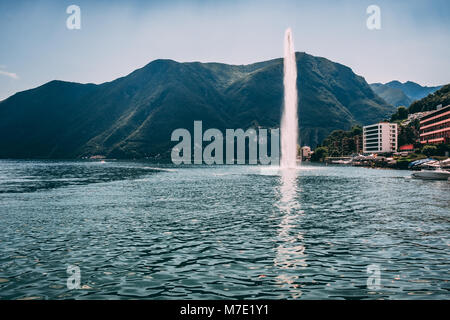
0, 70, 19, 80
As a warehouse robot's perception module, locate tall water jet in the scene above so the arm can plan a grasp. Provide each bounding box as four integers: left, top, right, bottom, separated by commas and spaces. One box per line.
280, 28, 299, 168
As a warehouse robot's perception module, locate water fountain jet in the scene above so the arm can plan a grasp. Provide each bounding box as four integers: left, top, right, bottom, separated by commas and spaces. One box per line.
280, 28, 299, 169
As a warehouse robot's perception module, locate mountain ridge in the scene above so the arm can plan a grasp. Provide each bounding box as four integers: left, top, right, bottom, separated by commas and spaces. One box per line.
0, 52, 395, 159
408, 84, 450, 114
370, 80, 442, 107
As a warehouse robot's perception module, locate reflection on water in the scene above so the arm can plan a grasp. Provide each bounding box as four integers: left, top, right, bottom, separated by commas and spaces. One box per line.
274, 168, 306, 298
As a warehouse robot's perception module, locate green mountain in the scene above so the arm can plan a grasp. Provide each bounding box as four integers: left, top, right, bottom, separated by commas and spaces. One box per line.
0, 52, 394, 159
386, 81, 442, 101
370, 81, 442, 107
371, 81, 442, 107
408, 84, 450, 114
370, 83, 412, 107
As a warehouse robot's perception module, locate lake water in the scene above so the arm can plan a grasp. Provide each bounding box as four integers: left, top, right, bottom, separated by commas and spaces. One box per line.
0, 160, 448, 299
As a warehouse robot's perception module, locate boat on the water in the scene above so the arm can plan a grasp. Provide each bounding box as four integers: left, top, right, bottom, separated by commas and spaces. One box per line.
331, 159, 352, 165
412, 169, 450, 180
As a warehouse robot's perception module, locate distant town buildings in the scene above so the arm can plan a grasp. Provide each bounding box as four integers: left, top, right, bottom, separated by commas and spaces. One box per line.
404, 111, 430, 125
301, 146, 311, 161
419, 104, 450, 145
363, 122, 398, 153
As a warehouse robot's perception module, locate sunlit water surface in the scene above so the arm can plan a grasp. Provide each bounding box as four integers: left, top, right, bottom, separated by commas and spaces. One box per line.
0, 160, 448, 299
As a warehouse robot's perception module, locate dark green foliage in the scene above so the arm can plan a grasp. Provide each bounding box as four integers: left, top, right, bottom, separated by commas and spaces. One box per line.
435, 143, 450, 156
0, 53, 394, 159
319, 125, 362, 156
390, 106, 408, 121
311, 146, 328, 162
397, 124, 419, 147
408, 84, 450, 114
350, 125, 362, 136
421, 145, 438, 157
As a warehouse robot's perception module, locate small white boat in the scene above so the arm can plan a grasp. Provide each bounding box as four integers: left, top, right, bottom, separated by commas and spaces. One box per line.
412, 169, 450, 180
332, 159, 352, 165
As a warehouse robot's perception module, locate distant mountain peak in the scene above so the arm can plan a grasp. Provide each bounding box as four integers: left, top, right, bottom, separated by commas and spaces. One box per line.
386, 80, 402, 85
370, 80, 443, 107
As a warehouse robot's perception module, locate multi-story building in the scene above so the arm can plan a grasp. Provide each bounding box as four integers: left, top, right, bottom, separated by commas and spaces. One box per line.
363, 122, 398, 153
301, 146, 311, 161
419, 105, 450, 145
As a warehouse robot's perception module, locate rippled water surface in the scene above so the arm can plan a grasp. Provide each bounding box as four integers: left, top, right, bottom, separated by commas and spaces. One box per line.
0, 160, 449, 299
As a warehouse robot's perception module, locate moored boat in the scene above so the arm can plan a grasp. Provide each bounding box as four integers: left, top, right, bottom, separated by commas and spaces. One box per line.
412, 169, 450, 180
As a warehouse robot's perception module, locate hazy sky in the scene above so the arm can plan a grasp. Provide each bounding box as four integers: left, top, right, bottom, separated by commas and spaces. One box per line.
0, 0, 449, 100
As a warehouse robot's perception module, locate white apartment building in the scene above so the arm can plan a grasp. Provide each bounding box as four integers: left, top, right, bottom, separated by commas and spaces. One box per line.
363, 122, 398, 153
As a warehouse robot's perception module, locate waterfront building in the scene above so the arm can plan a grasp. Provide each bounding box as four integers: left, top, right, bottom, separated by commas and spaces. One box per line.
419, 105, 450, 144
399, 144, 414, 152
363, 122, 398, 153
301, 146, 311, 160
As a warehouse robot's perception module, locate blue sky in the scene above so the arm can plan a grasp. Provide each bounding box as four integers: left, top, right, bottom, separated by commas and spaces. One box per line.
0, 0, 449, 100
